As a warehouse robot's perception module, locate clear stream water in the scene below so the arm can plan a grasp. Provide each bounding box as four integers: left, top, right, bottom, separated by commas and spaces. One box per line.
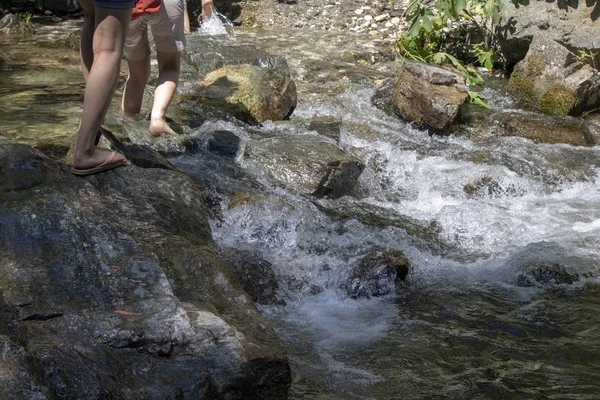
2, 17, 600, 399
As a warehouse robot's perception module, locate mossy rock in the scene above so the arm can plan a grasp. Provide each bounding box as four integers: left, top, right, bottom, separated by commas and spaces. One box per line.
507, 51, 578, 117
190, 63, 297, 125
539, 83, 577, 117
507, 52, 545, 110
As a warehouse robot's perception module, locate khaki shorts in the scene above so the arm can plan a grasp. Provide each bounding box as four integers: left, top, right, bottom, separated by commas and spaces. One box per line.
124, 0, 185, 61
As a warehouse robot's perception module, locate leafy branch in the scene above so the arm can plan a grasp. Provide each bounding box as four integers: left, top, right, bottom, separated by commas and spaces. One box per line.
395, 0, 515, 108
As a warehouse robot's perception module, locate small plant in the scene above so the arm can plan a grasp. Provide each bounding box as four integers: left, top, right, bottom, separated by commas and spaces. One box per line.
573, 48, 597, 70
395, 0, 516, 108
472, 42, 497, 70
14, 13, 35, 35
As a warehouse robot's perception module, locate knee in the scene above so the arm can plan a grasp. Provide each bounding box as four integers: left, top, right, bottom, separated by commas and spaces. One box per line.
127, 69, 150, 85
157, 52, 181, 74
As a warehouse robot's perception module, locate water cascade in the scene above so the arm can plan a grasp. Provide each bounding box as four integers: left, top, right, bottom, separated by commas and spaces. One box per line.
1, 15, 600, 399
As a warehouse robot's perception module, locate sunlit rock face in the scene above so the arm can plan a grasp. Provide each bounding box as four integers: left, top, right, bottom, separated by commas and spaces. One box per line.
0, 144, 291, 399
190, 59, 297, 125
390, 61, 469, 132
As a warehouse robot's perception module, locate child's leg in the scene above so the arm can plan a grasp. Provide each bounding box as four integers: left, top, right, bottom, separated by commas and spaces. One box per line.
149, 50, 181, 136
74, 7, 131, 169
122, 18, 152, 115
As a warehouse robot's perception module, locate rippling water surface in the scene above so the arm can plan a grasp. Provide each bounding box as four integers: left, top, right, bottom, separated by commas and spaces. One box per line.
2, 18, 600, 399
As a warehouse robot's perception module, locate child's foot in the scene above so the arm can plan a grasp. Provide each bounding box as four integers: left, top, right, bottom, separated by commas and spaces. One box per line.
71, 147, 128, 176
150, 118, 177, 136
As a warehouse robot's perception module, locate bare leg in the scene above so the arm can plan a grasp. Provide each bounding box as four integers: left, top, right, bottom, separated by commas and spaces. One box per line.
74, 7, 130, 169
183, 3, 190, 34
149, 50, 180, 136
79, 0, 95, 82
122, 56, 151, 115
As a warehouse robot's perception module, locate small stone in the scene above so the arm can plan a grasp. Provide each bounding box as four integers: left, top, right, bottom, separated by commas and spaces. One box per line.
354, 8, 364, 15
374, 13, 390, 22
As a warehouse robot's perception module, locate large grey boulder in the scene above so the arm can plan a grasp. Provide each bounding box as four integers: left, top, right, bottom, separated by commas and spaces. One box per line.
391, 61, 468, 131
0, 144, 291, 399
497, 0, 600, 67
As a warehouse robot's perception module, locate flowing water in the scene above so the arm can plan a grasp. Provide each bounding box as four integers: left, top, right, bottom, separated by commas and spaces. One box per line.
2, 17, 600, 399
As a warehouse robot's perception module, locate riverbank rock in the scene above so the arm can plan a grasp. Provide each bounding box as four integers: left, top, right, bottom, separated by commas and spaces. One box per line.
0, 14, 16, 34
0, 144, 291, 399
391, 61, 469, 131
341, 248, 411, 299
497, 0, 600, 68
189, 59, 297, 125
507, 35, 600, 117
242, 135, 365, 198
491, 111, 596, 147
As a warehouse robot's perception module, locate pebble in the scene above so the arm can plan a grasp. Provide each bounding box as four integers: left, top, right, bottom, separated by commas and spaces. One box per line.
251, 0, 411, 40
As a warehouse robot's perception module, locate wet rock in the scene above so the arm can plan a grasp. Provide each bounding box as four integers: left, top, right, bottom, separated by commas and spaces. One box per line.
504, 242, 586, 287
222, 249, 282, 305
0, 14, 18, 35
0, 145, 48, 192
207, 130, 241, 158
308, 115, 342, 141
516, 262, 579, 287
464, 177, 522, 198
0, 335, 48, 399
100, 127, 179, 170
507, 35, 600, 117
371, 77, 396, 115
189, 58, 297, 125
341, 248, 411, 299
242, 134, 364, 198
491, 111, 596, 147
392, 61, 469, 131
0, 144, 291, 399
312, 160, 365, 199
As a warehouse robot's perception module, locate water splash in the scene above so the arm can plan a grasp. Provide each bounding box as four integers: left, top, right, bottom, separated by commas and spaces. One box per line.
197, 10, 234, 36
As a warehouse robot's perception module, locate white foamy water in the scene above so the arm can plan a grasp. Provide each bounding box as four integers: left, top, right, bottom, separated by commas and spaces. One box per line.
196, 11, 234, 36
177, 28, 600, 399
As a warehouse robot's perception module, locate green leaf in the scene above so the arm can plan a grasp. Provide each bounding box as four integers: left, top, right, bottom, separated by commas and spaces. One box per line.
483, 0, 497, 18
422, 14, 433, 32
467, 91, 491, 109
454, 0, 466, 15
431, 52, 449, 64
435, 0, 466, 19
406, 16, 422, 38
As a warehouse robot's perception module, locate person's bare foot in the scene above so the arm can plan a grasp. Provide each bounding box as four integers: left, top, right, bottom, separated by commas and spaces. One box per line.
149, 118, 177, 136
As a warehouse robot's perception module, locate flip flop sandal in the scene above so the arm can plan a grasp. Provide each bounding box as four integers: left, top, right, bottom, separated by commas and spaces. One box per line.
70, 151, 128, 176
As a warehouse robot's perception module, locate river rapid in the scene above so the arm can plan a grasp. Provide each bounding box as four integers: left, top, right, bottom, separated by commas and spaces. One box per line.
2, 17, 600, 399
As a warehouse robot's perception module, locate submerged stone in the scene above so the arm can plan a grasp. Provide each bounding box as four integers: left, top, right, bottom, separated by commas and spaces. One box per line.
516, 262, 579, 287
242, 135, 364, 199
341, 248, 411, 299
